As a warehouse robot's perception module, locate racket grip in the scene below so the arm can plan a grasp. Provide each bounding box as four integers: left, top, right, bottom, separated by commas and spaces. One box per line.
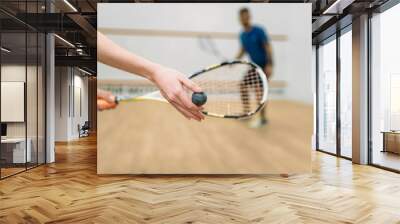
192, 92, 207, 106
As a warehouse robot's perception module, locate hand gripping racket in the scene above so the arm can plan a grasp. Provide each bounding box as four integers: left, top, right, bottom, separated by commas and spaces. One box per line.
115, 61, 268, 119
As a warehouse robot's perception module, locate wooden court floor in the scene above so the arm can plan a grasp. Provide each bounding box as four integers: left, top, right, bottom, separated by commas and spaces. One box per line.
98, 100, 312, 174
1, 136, 400, 223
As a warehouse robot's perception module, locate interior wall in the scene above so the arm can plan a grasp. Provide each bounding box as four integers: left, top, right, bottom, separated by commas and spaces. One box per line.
98, 3, 313, 104
55, 67, 69, 141
1, 64, 36, 137
54, 67, 89, 141
72, 73, 89, 138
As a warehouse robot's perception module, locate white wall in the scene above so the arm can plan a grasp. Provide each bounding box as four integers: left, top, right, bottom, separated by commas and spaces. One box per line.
98, 3, 312, 104
1, 82, 24, 122
55, 67, 89, 141
55, 67, 68, 141
1, 65, 33, 138
72, 74, 89, 138
1, 66, 26, 126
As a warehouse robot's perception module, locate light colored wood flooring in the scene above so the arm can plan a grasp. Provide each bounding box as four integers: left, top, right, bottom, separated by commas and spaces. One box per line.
0, 135, 400, 223
372, 151, 400, 171
98, 100, 312, 174
1, 164, 44, 178
0, 167, 26, 178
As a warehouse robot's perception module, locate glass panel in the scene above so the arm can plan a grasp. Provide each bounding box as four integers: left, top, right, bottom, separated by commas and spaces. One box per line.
371, 4, 400, 171
1, 31, 27, 177
340, 29, 352, 158
318, 37, 337, 154
26, 0, 39, 169
0, 1, 28, 33
27, 31, 38, 169
38, 32, 45, 165
0, 1, 46, 178
312, 45, 317, 151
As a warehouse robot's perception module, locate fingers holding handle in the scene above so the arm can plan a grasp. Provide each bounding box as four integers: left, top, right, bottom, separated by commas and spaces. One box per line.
97, 89, 117, 111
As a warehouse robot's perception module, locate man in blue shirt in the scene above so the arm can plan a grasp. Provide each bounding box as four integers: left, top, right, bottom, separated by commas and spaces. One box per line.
236, 7, 273, 127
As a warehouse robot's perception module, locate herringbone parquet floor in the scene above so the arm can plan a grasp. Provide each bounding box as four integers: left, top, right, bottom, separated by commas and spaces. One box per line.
1, 136, 400, 223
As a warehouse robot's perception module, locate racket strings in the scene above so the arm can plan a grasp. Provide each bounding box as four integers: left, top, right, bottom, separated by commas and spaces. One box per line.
191, 63, 265, 117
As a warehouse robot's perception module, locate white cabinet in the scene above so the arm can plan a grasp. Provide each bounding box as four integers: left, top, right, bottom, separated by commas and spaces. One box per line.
1, 138, 31, 163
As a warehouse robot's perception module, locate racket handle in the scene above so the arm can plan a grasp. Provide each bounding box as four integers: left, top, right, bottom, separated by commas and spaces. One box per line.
192, 92, 207, 106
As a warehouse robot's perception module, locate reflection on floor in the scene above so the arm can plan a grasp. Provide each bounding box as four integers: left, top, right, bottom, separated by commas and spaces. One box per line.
373, 150, 400, 171
0, 167, 25, 178
0, 162, 43, 178
0, 136, 400, 223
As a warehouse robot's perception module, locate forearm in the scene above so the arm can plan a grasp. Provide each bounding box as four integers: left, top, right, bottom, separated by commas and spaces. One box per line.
97, 32, 161, 81
236, 48, 245, 59
265, 44, 273, 66
267, 58, 273, 67
96, 32, 204, 120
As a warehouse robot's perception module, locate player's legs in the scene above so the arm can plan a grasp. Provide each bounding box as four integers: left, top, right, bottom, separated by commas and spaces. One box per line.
255, 74, 267, 124
240, 75, 251, 114
248, 66, 268, 127
259, 105, 267, 124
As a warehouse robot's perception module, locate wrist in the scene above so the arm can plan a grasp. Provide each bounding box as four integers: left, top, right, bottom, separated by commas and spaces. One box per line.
143, 63, 164, 83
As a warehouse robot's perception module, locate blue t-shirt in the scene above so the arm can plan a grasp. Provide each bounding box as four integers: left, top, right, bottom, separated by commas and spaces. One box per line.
240, 26, 269, 68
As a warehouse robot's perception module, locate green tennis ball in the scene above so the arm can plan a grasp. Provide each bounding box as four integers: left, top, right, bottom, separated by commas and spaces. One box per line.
192, 92, 207, 106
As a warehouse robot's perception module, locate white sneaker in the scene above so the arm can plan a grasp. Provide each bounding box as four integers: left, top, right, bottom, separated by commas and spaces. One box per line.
249, 118, 267, 128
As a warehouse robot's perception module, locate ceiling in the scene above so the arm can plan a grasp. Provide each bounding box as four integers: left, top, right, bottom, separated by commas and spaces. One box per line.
0, 0, 394, 74
0, 0, 99, 73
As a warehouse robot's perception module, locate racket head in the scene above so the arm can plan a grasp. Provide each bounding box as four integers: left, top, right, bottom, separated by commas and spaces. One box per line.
189, 61, 268, 119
